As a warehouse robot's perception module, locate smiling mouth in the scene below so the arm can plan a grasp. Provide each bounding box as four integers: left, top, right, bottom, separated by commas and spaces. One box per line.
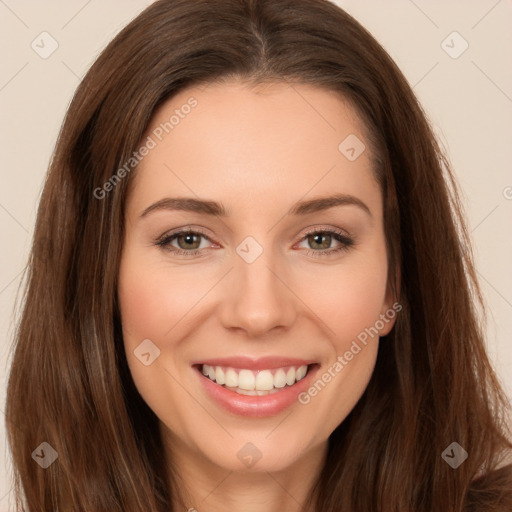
197, 363, 314, 396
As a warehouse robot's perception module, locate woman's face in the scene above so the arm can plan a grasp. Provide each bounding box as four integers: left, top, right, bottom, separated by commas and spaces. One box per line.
118, 80, 396, 474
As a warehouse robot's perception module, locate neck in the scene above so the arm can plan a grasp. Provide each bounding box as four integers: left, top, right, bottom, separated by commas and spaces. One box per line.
163, 430, 327, 512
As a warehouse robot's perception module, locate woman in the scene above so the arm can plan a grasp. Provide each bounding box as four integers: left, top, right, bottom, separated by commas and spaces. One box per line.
5, 0, 512, 510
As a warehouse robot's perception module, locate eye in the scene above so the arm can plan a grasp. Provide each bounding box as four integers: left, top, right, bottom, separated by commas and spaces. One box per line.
296, 228, 354, 257
155, 228, 213, 256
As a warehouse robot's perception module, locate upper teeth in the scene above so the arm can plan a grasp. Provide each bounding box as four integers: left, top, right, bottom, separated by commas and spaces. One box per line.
201, 364, 308, 391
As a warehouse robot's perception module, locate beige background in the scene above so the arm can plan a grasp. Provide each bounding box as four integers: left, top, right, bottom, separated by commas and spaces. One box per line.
0, 0, 511, 508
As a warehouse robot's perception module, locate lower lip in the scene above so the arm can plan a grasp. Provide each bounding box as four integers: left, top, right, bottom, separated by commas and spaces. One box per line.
195, 364, 320, 417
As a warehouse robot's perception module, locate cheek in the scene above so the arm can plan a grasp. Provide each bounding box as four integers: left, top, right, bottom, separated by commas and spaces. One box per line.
300, 254, 389, 350
295, 265, 387, 437
117, 253, 199, 431
118, 254, 200, 343
336, 270, 386, 338
297, 250, 388, 423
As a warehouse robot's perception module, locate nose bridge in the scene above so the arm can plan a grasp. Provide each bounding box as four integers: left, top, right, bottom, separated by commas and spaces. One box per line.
219, 236, 297, 336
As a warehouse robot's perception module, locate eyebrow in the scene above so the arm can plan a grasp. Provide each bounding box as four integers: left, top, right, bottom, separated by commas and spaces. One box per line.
139, 193, 372, 219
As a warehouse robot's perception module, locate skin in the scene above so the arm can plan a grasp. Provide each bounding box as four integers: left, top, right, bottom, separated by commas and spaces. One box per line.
118, 80, 397, 512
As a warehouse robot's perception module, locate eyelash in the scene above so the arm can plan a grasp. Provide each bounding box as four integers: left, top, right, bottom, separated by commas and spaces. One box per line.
155, 227, 354, 258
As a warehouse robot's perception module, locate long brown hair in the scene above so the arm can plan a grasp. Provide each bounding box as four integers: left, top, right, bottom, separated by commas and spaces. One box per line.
5, 0, 512, 510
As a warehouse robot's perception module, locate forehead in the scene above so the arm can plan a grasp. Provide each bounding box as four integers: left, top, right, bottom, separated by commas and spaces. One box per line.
128, 80, 380, 219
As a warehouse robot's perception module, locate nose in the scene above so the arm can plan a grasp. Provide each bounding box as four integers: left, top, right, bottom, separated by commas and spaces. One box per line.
218, 248, 298, 338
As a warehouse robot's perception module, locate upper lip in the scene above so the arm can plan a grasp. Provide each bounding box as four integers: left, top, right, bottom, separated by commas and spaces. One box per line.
192, 356, 317, 370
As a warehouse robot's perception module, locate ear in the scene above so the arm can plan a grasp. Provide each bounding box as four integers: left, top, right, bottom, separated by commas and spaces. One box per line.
378, 265, 401, 336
